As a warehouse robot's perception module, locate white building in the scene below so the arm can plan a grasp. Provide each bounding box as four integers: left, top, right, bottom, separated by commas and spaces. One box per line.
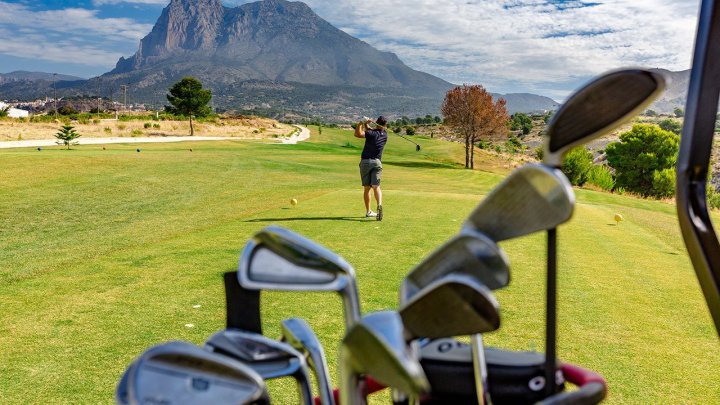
0, 102, 30, 118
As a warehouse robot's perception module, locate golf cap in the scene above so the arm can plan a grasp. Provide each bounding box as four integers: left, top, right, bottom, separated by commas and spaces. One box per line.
376, 116, 388, 126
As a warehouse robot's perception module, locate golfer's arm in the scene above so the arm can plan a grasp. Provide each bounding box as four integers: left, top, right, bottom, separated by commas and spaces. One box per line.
354, 122, 365, 138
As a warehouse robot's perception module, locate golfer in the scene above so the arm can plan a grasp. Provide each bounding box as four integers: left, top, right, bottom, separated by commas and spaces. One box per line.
354, 116, 388, 221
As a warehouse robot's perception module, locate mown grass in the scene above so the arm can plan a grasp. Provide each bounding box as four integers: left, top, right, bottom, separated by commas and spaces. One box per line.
0, 127, 718, 404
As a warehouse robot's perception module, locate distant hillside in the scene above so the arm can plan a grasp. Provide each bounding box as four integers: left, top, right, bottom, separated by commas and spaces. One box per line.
0, 0, 563, 119
0, 71, 83, 84
494, 93, 559, 114
648, 68, 690, 113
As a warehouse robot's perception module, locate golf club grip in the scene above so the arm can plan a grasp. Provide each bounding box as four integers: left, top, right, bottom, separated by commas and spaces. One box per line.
536, 364, 607, 405
318, 377, 386, 405
223, 271, 263, 334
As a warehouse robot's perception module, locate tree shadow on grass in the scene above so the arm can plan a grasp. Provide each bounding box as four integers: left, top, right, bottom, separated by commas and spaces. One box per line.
382, 160, 460, 169
245, 216, 369, 223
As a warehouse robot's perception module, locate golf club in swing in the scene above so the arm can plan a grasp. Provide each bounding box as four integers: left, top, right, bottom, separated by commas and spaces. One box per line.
363, 116, 421, 151
540, 68, 666, 397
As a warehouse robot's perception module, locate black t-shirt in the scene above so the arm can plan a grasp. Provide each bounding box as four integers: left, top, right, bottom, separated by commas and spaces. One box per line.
361, 129, 388, 160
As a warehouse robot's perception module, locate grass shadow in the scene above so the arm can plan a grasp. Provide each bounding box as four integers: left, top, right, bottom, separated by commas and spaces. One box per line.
383, 160, 459, 169
245, 216, 369, 223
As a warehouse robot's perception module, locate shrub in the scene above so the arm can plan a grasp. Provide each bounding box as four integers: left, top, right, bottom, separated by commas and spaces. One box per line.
708, 184, 720, 210
658, 119, 682, 135
104, 127, 112, 134
92, 119, 100, 124
144, 122, 152, 129
153, 123, 161, 129
78, 118, 89, 125
534, 146, 544, 160
406, 126, 416, 136
393, 127, 401, 134
131, 129, 143, 137
561, 147, 593, 186
505, 136, 522, 154
587, 165, 615, 191
477, 140, 490, 150
117, 123, 127, 130
57, 105, 78, 115
652, 168, 676, 198
494, 145, 502, 153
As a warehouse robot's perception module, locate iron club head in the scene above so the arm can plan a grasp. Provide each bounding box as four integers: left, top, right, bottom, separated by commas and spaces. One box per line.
463, 163, 575, 241
125, 341, 269, 405
238, 225, 361, 328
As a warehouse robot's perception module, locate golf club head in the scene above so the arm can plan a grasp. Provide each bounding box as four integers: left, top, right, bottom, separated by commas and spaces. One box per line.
341, 311, 430, 398
463, 164, 575, 241
238, 225, 361, 326
126, 341, 269, 405
281, 318, 335, 405
400, 229, 510, 304
544, 68, 667, 167
205, 328, 309, 380
400, 273, 501, 339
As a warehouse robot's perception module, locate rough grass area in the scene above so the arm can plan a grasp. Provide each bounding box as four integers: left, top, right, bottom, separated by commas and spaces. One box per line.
0, 115, 294, 141
0, 127, 718, 404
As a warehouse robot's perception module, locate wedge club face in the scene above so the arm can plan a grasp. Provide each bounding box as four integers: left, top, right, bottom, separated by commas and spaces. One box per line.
463, 164, 575, 241
400, 229, 510, 303
544, 68, 667, 167
281, 318, 335, 405
340, 311, 430, 405
400, 273, 501, 339
127, 341, 269, 405
238, 225, 361, 327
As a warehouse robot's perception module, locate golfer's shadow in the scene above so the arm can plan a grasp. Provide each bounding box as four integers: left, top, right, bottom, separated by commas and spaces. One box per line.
245, 216, 368, 223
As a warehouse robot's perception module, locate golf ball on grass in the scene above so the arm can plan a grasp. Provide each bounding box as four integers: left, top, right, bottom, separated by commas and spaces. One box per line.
290, 198, 298, 206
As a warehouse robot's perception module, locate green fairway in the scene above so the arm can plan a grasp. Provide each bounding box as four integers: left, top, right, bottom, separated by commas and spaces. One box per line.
0, 127, 717, 404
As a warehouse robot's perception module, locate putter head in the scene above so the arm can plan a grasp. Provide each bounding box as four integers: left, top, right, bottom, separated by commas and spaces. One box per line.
205, 329, 308, 380
463, 163, 575, 241
544, 68, 667, 166
342, 311, 430, 396
400, 229, 510, 304
400, 273, 501, 339
125, 341, 269, 405
238, 225, 361, 325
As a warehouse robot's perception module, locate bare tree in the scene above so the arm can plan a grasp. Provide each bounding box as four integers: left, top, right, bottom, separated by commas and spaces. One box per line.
442, 84, 509, 169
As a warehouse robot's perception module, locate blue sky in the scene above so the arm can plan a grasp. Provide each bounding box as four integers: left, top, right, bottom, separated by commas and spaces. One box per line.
0, 0, 701, 100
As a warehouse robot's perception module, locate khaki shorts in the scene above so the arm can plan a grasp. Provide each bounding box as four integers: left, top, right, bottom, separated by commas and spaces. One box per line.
359, 159, 382, 186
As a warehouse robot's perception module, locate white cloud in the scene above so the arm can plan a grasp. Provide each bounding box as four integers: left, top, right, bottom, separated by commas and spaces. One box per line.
92, 0, 168, 5
0, 1, 153, 69
298, 0, 699, 99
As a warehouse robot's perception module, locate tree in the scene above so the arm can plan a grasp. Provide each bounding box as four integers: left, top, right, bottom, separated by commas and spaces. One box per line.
55, 124, 81, 149
58, 105, 78, 115
442, 84, 509, 169
605, 124, 679, 197
658, 118, 682, 135
0, 105, 9, 118
165, 77, 212, 136
674, 107, 684, 118
509, 113, 533, 135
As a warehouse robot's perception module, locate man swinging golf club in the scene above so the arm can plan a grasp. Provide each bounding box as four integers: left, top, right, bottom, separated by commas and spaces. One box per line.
355, 116, 388, 221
